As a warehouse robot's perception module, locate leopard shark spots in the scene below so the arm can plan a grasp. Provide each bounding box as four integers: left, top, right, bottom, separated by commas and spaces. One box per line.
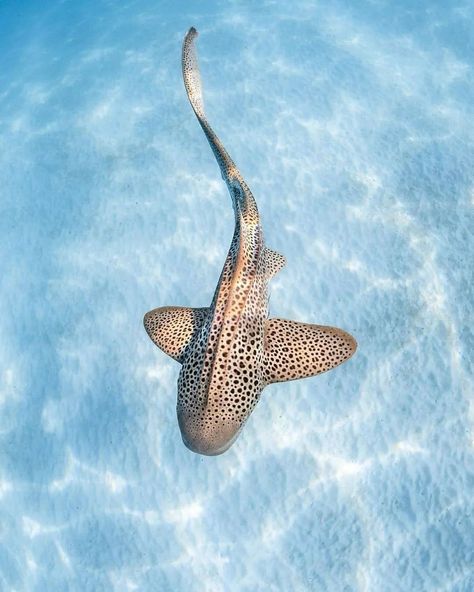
143, 27, 357, 456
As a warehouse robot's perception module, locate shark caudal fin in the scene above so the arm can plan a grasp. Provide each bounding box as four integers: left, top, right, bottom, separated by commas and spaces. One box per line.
144, 306, 209, 363
263, 318, 357, 384
182, 27, 206, 120
182, 27, 259, 224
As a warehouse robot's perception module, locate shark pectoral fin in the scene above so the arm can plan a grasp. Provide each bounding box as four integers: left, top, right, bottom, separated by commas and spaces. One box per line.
264, 248, 286, 278
263, 318, 357, 384
143, 306, 208, 363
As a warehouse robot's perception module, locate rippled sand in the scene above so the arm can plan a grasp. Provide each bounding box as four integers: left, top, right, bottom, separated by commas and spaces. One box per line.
0, 1, 473, 590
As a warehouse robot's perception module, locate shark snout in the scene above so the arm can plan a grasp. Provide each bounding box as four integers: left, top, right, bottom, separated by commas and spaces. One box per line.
177, 411, 242, 456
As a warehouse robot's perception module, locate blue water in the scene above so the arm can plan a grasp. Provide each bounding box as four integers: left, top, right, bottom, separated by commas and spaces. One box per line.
1, 1, 473, 590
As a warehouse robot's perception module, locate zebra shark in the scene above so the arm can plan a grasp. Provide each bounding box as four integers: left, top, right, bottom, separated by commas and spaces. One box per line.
144, 27, 357, 456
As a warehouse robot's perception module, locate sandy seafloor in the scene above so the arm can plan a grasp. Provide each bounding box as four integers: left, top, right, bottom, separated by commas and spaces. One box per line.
0, 0, 473, 590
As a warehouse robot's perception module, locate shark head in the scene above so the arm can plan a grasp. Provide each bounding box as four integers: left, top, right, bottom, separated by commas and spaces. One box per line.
177, 406, 243, 455
175, 338, 258, 455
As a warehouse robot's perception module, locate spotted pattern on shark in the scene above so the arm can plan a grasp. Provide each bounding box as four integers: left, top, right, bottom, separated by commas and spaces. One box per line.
143, 27, 357, 456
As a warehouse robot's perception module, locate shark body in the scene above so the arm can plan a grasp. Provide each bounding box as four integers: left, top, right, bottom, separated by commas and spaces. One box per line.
144, 27, 357, 455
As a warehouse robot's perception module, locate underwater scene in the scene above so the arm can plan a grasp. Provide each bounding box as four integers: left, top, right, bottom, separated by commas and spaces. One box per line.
0, 0, 473, 590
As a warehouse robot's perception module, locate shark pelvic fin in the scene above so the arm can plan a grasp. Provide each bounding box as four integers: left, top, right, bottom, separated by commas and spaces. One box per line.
264, 248, 287, 278
263, 318, 357, 384
144, 306, 209, 363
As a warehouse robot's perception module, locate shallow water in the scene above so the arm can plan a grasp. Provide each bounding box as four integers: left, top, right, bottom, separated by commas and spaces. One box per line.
0, 1, 473, 590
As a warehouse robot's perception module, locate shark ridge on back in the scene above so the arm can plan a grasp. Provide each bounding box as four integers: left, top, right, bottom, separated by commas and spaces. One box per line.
144, 27, 357, 456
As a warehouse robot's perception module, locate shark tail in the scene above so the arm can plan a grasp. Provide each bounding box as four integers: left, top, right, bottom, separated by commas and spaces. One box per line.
182, 27, 259, 223
182, 27, 206, 120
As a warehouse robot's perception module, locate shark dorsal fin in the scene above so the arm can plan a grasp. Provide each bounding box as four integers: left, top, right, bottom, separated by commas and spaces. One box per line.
263, 318, 357, 384
264, 248, 286, 278
144, 306, 208, 363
